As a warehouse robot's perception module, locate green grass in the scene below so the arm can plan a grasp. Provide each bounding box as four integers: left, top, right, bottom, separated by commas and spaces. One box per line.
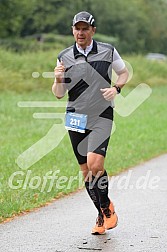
0, 48, 59, 93
126, 55, 167, 86
107, 85, 167, 172
1, 48, 167, 93
0, 48, 167, 222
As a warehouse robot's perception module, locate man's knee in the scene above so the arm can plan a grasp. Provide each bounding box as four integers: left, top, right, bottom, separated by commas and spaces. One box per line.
87, 152, 104, 176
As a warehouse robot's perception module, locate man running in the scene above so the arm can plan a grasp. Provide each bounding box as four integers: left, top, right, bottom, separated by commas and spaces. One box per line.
52, 11, 129, 235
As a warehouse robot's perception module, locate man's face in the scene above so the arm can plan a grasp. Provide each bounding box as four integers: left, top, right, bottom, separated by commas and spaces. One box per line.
72, 22, 96, 49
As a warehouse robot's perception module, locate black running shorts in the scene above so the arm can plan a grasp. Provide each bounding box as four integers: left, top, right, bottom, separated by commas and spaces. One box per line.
68, 115, 113, 164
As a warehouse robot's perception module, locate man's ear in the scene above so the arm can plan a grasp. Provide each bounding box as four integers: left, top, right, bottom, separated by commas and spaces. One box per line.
92, 26, 96, 34
71, 26, 74, 35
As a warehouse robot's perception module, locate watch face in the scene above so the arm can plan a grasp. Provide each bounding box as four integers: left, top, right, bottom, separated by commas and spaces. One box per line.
117, 86, 121, 93
114, 85, 121, 93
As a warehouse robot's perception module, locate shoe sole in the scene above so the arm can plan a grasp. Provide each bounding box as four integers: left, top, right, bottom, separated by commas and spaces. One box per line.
91, 231, 106, 235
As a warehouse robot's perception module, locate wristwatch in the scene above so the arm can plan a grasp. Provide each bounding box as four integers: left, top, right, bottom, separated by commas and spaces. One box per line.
113, 85, 121, 94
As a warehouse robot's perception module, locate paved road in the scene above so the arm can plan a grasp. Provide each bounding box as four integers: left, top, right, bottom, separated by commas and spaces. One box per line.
0, 154, 167, 252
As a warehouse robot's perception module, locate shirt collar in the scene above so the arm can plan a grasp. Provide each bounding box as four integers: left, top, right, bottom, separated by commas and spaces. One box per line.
76, 40, 93, 56
73, 40, 98, 59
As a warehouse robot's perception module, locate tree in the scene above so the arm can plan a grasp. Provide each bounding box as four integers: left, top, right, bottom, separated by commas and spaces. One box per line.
0, 0, 167, 53
0, 0, 35, 37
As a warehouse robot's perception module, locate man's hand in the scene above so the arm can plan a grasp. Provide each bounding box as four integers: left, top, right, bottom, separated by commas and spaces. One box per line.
52, 61, 66, 98
54, 61, 65, 79
100, 87, 117, 101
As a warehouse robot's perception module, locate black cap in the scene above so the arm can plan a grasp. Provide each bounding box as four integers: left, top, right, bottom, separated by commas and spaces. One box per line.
73, 11, 95, 26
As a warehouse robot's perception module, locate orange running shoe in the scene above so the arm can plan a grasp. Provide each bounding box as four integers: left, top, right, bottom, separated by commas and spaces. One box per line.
91, 215, 105, 235
101, 201, 118, 230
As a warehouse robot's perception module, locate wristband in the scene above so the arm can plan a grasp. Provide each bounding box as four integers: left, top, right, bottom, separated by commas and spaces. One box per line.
113, 85, 121, 94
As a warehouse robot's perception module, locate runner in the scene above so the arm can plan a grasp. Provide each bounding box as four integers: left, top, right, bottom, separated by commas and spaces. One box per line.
52, 11, 129, 235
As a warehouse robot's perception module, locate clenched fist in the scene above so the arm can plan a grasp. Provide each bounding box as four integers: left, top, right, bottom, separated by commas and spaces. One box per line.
100, 87, 117, 101
54, 61, 65, 79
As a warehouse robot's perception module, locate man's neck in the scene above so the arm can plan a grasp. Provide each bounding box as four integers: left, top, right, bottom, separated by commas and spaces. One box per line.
77, 40, 93, 50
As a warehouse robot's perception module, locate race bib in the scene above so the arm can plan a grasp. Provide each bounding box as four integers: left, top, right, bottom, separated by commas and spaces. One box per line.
65, 112, 87, 133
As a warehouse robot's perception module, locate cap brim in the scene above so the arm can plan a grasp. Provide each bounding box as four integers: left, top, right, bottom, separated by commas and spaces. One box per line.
73, 20, 91, 26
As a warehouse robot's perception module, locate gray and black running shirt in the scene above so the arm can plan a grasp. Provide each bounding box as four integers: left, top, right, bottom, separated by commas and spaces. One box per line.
57, 40, 125, 125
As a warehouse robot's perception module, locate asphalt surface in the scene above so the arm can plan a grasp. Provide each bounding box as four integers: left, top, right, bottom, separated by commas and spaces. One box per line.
0, 154, 167, 252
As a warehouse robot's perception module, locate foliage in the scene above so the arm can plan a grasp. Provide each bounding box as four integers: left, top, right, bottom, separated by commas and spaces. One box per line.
0, 0, 35, 37
0, 0, 167, 53
0, 35, 72, 53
